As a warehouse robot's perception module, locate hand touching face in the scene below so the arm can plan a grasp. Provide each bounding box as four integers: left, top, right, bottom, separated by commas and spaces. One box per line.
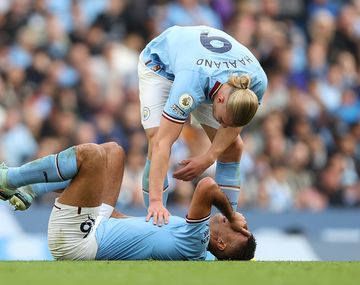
228, 212, 251, 237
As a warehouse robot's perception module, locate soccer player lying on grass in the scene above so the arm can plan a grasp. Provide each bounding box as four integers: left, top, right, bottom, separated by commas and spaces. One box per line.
0, 142, 256, 260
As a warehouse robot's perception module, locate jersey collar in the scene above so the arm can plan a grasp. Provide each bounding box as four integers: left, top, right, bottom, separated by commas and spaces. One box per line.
209, 81, 223, 101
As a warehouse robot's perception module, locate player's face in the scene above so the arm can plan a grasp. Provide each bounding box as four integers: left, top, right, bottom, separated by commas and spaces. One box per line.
212, 86, 235, 128
210, 213, 235, 236
210, 213, 249, 241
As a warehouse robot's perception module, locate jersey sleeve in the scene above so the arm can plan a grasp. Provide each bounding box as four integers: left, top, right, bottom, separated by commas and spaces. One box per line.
162, 69, 205, 124
205, 251, 217, 261
168, 214, 211, 260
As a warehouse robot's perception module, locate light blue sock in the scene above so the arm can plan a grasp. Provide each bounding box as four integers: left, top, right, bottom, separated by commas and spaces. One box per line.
7, 147, 78, 188
215, 161, 241, 211
142, 158, 169, 208
30, 180, 71, 197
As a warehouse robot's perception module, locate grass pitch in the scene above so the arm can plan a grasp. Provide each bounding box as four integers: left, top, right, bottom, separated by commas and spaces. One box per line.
0, 261, 359, 285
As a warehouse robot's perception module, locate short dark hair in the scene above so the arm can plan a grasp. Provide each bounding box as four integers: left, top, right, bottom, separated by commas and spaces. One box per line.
217, 234, 257, 261
235, 234, 257, 260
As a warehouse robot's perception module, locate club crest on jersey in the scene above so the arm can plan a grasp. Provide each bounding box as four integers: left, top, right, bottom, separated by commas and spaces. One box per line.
179, 94, 193, 110
142, 107, 150, 121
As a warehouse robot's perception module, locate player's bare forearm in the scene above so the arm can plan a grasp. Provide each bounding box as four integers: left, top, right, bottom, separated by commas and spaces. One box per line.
187, 177, 250, 236
149, 149, 170, 200
187, 177, 232, 220
147, 141, 172, 225
149, 117, 183, 203
206, 127, 241, 160
211, 184, 234, 221
210, 179, 250, 235
149, 141, 170, 203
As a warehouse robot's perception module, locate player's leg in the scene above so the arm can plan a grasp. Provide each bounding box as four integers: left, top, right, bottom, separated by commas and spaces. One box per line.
48, 143, 116, 260
138, 59, 170, 208
23, 142, 123, 214
202, 125, 242, 210
12, 180, 71, 209
57, 143, 107, 207
0, 143, 112, 209
28, 181, 70, 198
98, 142, 125, 217
2, 142, 124, 211
0, 146, 79, 210
55, 142, 125, 210
192, 105, 242, 211
142, 128, 169, 207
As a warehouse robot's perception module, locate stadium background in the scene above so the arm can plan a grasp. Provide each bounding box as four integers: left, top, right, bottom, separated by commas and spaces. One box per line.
0, 0, 359, 260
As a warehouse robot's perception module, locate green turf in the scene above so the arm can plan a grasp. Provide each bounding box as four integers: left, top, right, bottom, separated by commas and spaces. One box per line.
0, 261, 359, 285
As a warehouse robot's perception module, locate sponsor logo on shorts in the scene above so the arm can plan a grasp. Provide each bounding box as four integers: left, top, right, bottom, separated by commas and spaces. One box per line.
142, 107, 150, 121
179, 94, 194, 110
171, 104, 185, 117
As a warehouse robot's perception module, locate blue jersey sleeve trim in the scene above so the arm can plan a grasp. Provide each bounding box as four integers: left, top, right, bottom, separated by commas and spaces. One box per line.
186, 214, 211, 224
162, 111, 186, 124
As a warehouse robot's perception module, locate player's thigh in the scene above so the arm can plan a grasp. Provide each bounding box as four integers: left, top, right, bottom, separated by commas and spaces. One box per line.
138, 60, 172, 129
58, 144, 106, 207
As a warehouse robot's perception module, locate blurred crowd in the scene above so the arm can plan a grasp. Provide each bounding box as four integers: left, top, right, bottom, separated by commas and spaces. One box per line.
0, 0, 359, 212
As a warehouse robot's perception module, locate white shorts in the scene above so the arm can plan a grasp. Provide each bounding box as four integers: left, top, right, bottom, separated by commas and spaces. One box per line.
138, 58, 220, 130
48, 199, 103, 260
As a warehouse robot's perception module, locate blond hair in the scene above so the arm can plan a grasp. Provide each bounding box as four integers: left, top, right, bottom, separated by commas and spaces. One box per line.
226, 74, 259, 127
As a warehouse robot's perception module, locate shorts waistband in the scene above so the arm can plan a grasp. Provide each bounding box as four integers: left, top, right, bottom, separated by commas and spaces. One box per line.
54, 198, 101, 215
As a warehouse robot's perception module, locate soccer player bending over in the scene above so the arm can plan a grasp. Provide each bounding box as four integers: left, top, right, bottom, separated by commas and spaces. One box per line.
138, 25, 268, 225
0, 142, 255, 260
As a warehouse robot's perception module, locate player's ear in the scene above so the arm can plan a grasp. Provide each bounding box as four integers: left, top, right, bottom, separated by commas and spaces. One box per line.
216, 238, 226, 251
216, 95, 225, 104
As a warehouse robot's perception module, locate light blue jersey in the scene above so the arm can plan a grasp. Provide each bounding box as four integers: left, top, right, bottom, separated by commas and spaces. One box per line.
95, 215, 210, 260
141, 25, 267, 124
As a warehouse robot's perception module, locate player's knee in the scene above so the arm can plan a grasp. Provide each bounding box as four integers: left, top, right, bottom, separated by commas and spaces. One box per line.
146, 128, 158, 141
197, 177, 217, 194
102, 142, 125, 162
77, 143, 106, 167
